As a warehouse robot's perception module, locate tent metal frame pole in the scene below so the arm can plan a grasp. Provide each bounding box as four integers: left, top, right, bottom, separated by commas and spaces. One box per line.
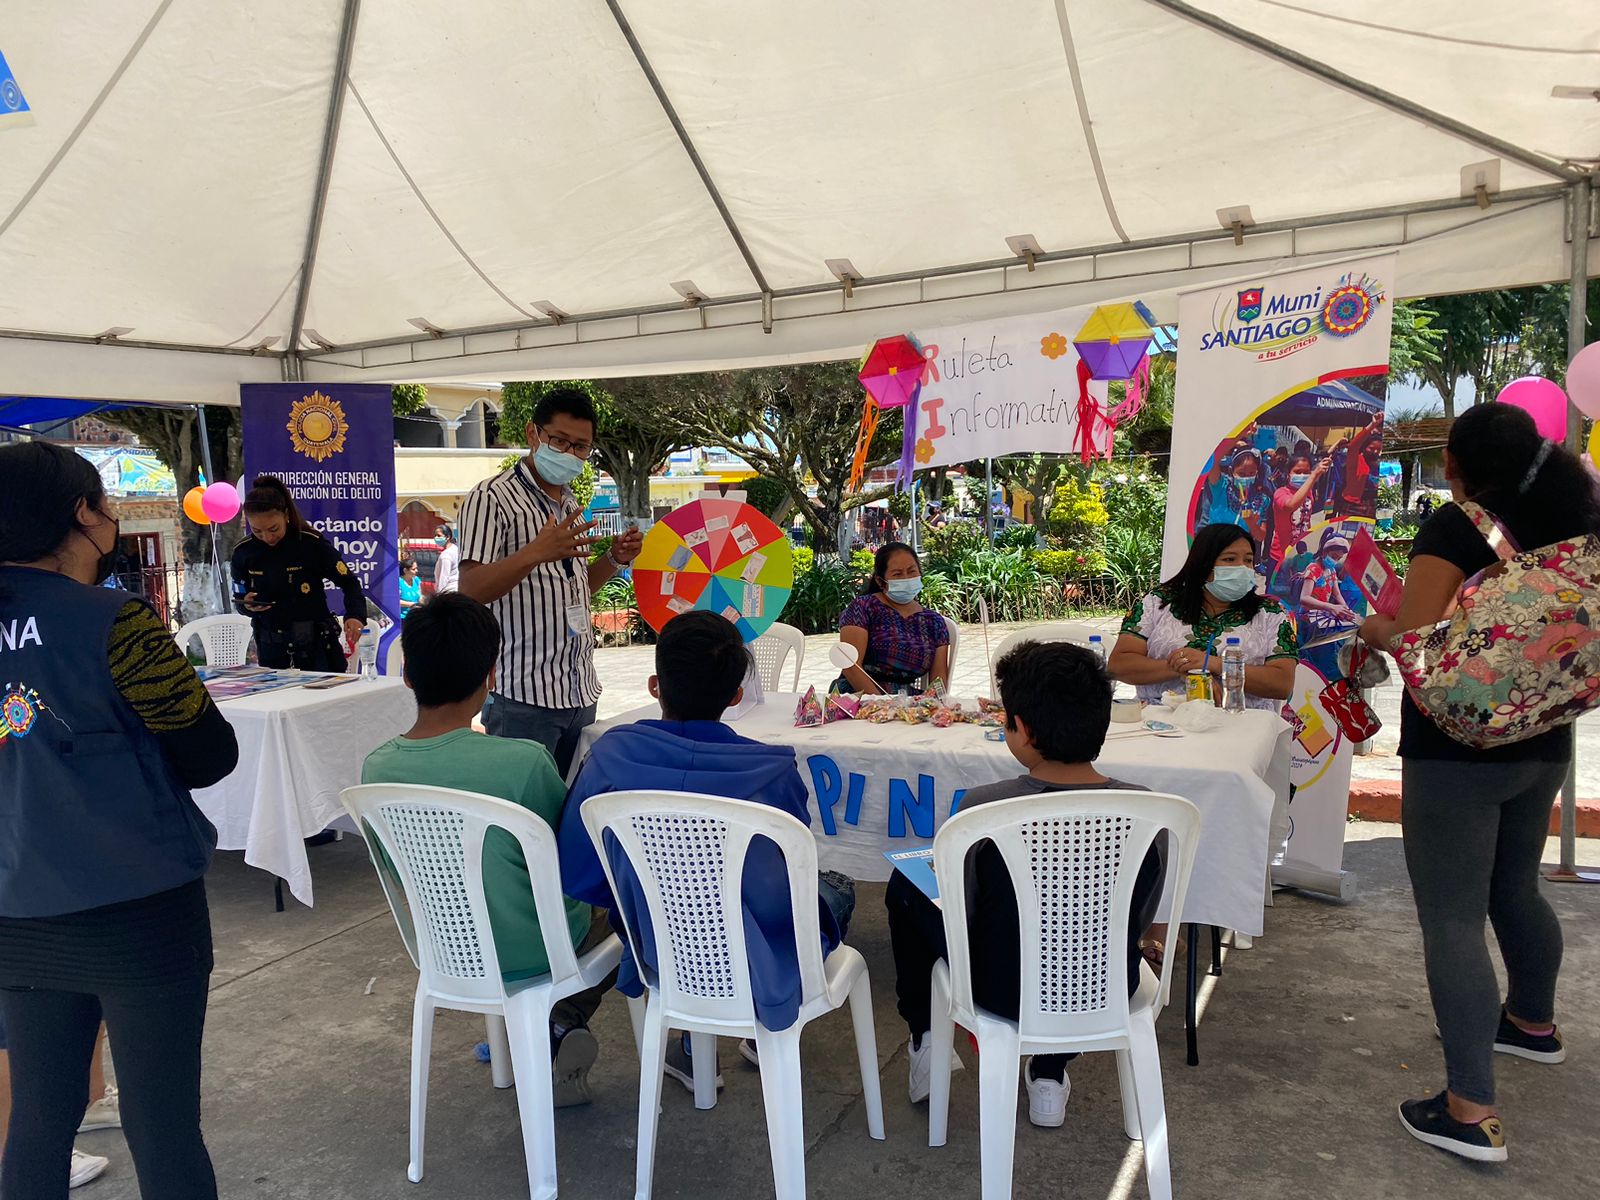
1141, 0, 1581, 184
287, 0, 363, 367
193, 404, 230, 614
603, 0, 772, 297
1555, 176, 1594, 882
299, 185, 1570, 364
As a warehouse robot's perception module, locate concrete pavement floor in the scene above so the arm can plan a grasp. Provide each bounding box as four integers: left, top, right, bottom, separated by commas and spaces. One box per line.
81, 819, 1599, 1199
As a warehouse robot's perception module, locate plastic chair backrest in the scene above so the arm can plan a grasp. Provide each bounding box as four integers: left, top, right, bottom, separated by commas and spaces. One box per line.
580, 790, 826, 1026
942, 616, 960, 681
933, 790, 1199, 1042
175, 614, 255, 668
991, 621, 1098, 666
386, 635, 405, 679
341, 784, 585, 1007
750, 622, 805, 691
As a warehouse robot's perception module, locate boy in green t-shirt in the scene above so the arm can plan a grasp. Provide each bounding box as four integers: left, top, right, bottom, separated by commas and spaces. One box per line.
361, 592, 611, 1106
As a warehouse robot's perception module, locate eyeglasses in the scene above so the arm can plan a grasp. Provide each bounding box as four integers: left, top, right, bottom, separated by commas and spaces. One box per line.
540, 428, 595, 460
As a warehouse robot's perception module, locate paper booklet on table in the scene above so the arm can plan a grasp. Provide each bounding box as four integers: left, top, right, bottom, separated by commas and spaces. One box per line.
1346, 526, 1402, 617
883, 846, 940, 907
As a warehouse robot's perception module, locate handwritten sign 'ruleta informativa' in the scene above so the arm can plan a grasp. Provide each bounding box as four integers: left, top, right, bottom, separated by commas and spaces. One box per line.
911, 308, 1109, 468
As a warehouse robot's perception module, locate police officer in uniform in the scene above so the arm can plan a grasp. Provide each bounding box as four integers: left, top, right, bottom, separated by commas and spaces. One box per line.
230, 475, 366, 670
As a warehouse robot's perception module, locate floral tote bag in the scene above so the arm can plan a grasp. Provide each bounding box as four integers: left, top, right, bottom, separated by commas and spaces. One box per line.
1393, 502, 1600, 748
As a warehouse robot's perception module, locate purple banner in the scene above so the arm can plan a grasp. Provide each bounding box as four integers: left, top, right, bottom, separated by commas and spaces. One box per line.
239, 383, 400, 666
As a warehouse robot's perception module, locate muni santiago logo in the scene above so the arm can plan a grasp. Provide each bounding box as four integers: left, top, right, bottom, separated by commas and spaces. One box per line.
1203, 271, 1386, 357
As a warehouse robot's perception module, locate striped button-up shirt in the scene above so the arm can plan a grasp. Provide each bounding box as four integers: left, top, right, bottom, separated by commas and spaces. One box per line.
457, 461, 600, 710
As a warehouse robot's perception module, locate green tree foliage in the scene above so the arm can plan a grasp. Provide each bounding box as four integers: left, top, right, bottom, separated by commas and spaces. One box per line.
742, 475, 791, 520
390, 383, 429, 417
667, 363, 903, 553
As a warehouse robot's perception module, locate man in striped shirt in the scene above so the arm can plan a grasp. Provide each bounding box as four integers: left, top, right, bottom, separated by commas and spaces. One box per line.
457, 387, 642, 773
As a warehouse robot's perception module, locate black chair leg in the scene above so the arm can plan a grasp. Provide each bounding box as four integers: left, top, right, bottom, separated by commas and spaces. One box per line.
1210, 924, 1224, 977
274, 876, 285, 913
1185, 921, 1200, 1066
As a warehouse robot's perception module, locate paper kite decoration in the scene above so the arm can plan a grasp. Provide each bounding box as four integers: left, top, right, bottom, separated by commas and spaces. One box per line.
1072, 303, 1153, 381
857, 335, 924, 408
631, 498, 794, 643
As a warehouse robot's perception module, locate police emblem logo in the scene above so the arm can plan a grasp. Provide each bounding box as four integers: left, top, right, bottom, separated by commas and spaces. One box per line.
286, 391, 349, 462
301, 582, 311, 594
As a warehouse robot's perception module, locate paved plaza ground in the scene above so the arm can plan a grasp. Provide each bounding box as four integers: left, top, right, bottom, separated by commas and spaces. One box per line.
78, 630, 1600, 1199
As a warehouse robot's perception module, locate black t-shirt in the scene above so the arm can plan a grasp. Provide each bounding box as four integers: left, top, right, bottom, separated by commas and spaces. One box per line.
1399, 492, 1579, 763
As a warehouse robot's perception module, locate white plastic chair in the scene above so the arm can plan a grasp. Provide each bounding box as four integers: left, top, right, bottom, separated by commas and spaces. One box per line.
386, 634, 405, 679
341, 784, 624, 1200
927, 791, 1200, 1200
750, 621, 806, 691
174, 614, 254, 667
989, 620, 1099, 666
580, 790, 885, 1200
942, 615, 960, 683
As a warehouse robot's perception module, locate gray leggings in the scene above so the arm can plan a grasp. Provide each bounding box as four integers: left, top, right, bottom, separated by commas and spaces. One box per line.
1402, 756, 1568, 1105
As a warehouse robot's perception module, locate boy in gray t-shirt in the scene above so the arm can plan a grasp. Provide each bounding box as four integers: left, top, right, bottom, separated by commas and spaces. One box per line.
886, 641, 1167, 1129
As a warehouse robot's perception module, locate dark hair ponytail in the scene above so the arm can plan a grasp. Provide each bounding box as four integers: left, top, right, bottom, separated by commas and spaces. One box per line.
1449, 403, 1600, 530
864, 540, 919, 595
0, 441, 108, 565
241, 475, 314, 534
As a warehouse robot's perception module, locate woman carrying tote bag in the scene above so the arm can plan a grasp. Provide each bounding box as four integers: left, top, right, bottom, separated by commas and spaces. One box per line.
1360, 402, 1600, 1163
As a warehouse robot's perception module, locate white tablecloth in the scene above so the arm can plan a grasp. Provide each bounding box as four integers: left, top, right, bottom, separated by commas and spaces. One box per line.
575, 698, 1292, 936
193, 677, 416, 906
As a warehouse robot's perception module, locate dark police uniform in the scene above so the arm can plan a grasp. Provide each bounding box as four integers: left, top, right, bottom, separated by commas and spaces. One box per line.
229, 528, 365, 671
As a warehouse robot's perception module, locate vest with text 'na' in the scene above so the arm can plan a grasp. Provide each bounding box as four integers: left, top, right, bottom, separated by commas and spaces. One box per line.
0, 566, 214, 917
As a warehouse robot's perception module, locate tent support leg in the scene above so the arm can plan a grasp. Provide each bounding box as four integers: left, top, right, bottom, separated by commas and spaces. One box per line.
1549, 177, 1596, 885
194, 405, 229, 614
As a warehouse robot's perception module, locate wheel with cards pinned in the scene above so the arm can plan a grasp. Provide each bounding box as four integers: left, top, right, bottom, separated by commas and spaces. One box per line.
632, 498, 793, 641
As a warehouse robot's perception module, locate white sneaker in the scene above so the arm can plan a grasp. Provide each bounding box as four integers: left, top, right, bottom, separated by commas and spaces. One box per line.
70, 1149, 110, 1189
79, 1087, 121, 1132
1025, 1058, 1071, 1128
907, 1035, 964, 1104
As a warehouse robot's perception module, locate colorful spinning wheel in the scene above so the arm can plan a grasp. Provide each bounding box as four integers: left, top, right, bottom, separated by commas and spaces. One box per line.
633, 498, 794, 641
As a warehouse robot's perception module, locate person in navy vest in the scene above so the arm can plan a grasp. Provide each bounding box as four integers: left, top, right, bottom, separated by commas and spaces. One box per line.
0, 441, 238, 1199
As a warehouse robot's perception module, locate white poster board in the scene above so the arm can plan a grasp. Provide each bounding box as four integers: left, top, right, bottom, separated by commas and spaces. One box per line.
910, 308, 1109, 468
1164, 253, 1398, 895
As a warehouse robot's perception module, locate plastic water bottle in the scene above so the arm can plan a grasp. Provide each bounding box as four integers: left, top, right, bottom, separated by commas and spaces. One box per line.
357, 629, 378, 680
1221, 636, 1246, 713
1088, 633, 1105, 666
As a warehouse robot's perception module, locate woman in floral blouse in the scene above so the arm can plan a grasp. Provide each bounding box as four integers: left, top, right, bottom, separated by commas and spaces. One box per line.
1108, 523, 1298, 710
835, 542, 950, 694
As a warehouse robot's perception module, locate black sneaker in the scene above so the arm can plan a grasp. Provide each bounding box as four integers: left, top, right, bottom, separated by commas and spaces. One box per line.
1398, 1092, 1507, 1163
1494, 1011, 1565, 1064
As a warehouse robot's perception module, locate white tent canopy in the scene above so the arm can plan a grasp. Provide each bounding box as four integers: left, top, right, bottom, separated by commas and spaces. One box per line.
1, 0, 1596, 404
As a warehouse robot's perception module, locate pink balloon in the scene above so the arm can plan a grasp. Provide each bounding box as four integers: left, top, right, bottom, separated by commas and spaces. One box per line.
1496, 376, 1568, 442
1568, 342, 1600, 421
201, 481, 241, 523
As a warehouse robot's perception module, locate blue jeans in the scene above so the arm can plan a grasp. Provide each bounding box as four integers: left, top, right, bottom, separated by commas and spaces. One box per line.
484, 693, 597, 778
818, 869, 857, 939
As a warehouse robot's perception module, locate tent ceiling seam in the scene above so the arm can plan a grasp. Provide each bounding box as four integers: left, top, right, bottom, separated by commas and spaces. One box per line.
1053, 0, 1129, 243
602, 0, 773, 296
0, 0, 176, 244
288, 0, 363, 359
1246, 0, 1600, 56
347, 81, 539, 325
1143, 0, 1584, 183
227, 267, 303, 348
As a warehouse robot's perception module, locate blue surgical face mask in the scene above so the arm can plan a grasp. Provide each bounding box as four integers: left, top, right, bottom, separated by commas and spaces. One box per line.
1289, 472, 1310, 487
885, 577, 923, 604
1205, 565, 1256, 603
1324, 554, 1344, 571
533, 441, 585, 486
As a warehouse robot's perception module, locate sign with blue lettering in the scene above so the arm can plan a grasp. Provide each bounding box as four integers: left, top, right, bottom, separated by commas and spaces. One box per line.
0, 49, 33, 129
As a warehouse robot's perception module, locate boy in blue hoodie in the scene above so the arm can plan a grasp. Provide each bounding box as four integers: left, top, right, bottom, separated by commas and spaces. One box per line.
558, 610, 854, 1088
